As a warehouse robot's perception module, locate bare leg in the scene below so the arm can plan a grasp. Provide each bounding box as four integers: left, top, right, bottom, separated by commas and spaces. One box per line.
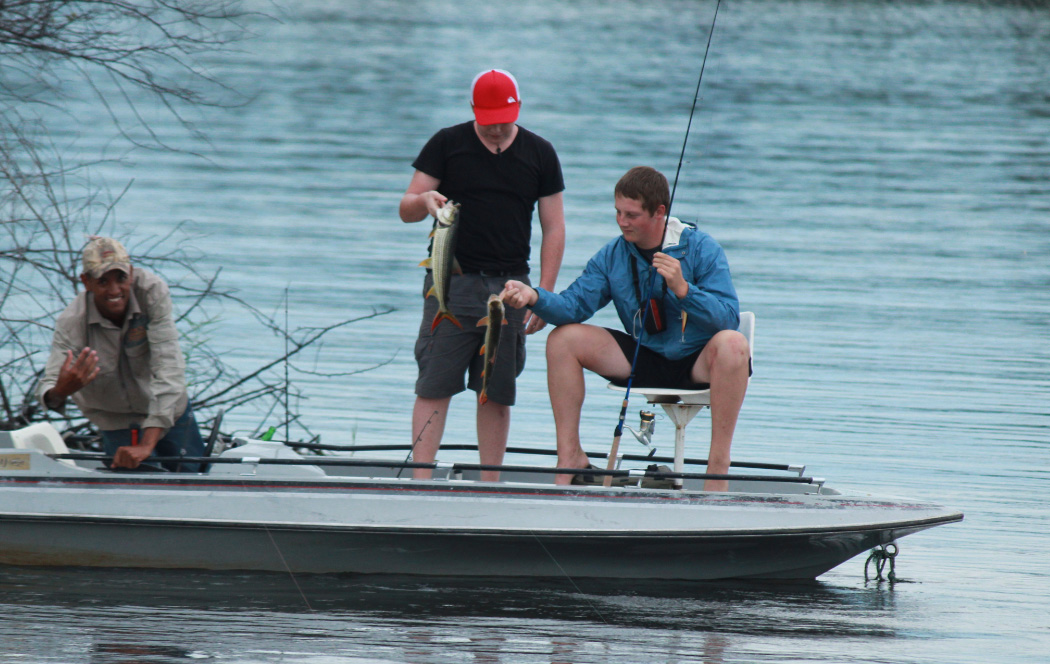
476, 400, 510, 482
692, 330, 750, 491
411, 395, 450, 480
546, 324, 631, 485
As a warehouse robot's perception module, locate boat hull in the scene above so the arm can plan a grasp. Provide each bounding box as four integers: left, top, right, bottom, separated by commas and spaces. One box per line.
0, 515, 940, 580
0, 449, 962, 580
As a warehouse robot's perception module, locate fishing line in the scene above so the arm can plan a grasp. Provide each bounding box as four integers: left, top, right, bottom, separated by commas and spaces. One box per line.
398, 409, 438, 478
235, 472, 315, 611
528, 529, 608, 625
608, 0, 722, 478
668, 0, 722, 218
262, 523, 315, 612
284, 287, 290, 442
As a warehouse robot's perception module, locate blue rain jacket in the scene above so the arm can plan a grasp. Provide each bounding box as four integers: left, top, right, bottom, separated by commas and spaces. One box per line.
532, 217, 739, 360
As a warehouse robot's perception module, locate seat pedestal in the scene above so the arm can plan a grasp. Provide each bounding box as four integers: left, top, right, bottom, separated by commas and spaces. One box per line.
608, 385, 711, 487
661, 402, 707, 478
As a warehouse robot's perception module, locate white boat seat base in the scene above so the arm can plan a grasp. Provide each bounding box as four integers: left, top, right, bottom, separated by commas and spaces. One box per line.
605, 312, 755, 483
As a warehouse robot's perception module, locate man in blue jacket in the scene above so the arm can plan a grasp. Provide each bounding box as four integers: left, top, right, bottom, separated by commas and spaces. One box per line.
501, 166, 750, 490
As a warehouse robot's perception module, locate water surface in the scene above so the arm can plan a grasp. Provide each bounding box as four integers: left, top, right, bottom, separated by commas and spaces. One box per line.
4, 0, 1048, 662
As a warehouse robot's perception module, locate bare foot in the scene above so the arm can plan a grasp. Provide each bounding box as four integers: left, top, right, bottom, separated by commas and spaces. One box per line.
555, 456, 591, 486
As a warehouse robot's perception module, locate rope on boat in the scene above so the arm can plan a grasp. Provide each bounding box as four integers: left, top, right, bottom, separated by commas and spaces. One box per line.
864, 542, 898, 582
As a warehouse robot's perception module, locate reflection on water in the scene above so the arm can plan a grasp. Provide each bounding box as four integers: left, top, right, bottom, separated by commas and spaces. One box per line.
2, 566, 906, 663
89, 644, 195, 664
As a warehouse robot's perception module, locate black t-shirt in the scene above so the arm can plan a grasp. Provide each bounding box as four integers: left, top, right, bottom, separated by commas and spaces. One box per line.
412, 122, 564, 273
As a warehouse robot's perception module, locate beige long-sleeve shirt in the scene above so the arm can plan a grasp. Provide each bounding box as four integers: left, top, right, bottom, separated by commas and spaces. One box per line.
37, 267, 189, 431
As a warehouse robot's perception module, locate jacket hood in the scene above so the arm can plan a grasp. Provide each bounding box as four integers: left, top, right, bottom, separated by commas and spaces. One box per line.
662, 216, 692, 250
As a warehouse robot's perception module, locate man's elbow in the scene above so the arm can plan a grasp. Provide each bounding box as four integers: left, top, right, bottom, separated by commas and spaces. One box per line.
398, 200, 416, 223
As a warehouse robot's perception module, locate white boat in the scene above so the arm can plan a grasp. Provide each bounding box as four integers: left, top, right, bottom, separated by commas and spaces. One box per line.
0, 421, 961, 580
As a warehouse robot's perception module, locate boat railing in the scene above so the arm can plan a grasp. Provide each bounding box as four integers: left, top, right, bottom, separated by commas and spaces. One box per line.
46, 451, 822, 490
271, 441, 808, 477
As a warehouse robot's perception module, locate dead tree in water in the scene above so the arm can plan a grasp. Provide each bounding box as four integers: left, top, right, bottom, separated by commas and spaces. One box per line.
1, 2, 394, 444
0, 145, 394, 443
1, 0, 248, 139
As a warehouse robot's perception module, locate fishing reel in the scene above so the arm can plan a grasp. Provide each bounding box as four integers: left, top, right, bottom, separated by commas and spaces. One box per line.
625, 410, 657, 455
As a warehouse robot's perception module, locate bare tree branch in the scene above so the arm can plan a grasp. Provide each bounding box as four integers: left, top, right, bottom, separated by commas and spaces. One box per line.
1, 2, 391, 445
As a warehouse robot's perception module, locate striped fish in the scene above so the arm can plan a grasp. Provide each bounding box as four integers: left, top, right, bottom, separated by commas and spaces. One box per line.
419, 201, 462, 330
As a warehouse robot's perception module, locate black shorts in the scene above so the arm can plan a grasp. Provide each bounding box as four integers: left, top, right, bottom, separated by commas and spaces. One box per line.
600, 328, 752, 390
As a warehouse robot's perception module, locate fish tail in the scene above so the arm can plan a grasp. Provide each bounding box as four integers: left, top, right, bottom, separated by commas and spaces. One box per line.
431, 310, 462, 331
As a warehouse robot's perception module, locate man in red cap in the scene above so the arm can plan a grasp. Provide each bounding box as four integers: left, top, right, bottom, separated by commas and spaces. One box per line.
399, 69, 565, 481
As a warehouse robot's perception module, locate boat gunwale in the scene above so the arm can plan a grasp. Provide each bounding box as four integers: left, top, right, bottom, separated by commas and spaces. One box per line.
0, 472, 950, 511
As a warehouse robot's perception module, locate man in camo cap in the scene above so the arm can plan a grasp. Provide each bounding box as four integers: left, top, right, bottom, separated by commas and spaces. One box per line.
37, 237, 205, 471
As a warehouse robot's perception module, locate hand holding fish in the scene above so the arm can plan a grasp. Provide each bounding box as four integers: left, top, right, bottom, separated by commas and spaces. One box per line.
500, 280, 537, 309
653, 252, 689, 298
422, 190, 450, 218
398, 169, 447, 224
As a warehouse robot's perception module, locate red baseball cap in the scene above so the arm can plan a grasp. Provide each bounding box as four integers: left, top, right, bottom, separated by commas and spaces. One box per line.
471, 69, 521, 125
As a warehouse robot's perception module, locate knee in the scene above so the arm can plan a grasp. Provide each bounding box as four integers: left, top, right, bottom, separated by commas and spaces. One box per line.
712, 330, 750, 370
545, 324, 583, 362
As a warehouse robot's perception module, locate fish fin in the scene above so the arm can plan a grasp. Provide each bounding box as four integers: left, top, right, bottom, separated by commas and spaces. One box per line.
478, 344, 486, 357
478, 392, 488, 405
431, 311, 462, 331
477, 316, 489, 328
452, 258, 463, 275
424, 285, 435, 299
502, 318, 509, 325
419, 258, 432, 268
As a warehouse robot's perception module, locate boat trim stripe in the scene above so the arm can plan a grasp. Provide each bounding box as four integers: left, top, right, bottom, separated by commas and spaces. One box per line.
0, 510, 963, 536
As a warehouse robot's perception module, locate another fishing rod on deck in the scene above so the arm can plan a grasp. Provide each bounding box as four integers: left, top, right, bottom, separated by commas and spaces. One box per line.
604, 0, 723, 487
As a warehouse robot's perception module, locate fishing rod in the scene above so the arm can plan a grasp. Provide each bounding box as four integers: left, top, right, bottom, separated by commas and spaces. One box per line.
605, 0, 723, 487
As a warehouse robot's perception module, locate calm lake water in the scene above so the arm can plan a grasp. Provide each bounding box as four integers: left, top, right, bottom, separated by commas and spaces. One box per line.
3, 0, 1049, 662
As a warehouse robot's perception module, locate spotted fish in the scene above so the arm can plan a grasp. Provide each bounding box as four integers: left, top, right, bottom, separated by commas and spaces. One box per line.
476, 294, 507, 405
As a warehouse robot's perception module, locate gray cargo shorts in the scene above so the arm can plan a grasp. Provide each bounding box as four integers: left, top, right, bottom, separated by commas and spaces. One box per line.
414, 272, 528, 405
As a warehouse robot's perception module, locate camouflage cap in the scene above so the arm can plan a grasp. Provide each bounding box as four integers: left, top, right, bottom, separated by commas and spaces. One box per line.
82, 237, 131, 279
